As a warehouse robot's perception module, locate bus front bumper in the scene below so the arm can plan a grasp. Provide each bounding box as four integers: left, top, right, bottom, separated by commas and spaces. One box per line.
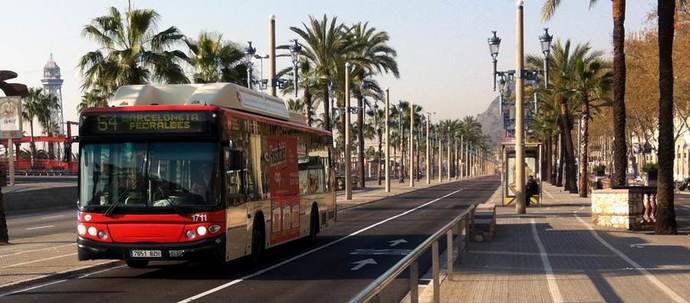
77, 236, 225, 261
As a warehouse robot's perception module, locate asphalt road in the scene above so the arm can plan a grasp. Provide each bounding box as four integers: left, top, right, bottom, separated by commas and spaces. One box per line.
6, 208, 76, 239
1, 176, 499, 303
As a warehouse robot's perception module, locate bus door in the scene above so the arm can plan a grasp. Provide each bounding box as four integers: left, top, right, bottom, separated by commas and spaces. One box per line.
267, 135, 301, 244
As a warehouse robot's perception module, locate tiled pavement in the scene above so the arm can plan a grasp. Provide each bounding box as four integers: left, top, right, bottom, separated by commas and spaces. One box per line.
441, 183, 690, 303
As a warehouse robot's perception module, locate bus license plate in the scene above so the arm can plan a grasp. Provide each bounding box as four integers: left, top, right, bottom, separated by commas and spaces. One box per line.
130, 250, 162, 258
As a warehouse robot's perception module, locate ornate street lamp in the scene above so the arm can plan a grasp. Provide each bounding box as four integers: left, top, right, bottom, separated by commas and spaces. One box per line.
539, 28, 553, 86
245, 41, 257, 89
289, 39, 302, 97
488, 31, 502, 91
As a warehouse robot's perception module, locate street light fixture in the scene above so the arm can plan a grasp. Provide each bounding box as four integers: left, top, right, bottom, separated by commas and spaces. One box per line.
289, 39, 302, 98
538, 28, 553, 87
245, 41, 257, 89
488, 31, 502, 91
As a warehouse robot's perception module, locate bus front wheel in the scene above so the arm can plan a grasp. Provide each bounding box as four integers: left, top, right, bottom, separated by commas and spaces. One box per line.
126, 260, 149, 268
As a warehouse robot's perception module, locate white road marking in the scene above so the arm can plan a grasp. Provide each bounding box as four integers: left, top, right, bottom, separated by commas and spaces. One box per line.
530, 218, 563, 303
0, 243, 74, 258
25, 225, 55, 231
630, 243, 681, 249
388, 239, 408, 247
573, 210, 687, 303
350, 258, 377, 271
0, 264, 126, 297
3, 253, 76, 268
349, 249, 412, 256
0, 279, 68, 298
41, 215, 65, 220
177, 188, 464, 303
467, 249, 615, 258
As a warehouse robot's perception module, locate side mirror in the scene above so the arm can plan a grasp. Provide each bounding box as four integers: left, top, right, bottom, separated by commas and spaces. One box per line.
227, 150, 243, 171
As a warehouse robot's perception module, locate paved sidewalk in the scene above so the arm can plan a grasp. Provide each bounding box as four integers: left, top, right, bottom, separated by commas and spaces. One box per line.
0, 175, 466, 292
440, 183, 690, 303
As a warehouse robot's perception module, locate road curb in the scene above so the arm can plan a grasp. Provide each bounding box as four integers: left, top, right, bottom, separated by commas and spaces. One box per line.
0, 260, 123, 296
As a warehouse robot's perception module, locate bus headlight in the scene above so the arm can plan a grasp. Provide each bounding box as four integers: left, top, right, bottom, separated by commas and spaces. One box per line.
208, 225, 221, 233
77, 224, 86, 236
185, 230, 196, 239
196, 226, 207, 236
97, 231, 108, 239
87, 226, 98, 236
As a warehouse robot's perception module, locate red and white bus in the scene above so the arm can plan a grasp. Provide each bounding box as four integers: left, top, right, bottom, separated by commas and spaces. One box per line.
77, 83, 336, 268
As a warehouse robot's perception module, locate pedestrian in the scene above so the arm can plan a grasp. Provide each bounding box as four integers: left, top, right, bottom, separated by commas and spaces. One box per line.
525, 175, 539, 206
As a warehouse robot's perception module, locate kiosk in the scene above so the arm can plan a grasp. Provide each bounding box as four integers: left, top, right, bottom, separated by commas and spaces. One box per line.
501, 142, 542, 206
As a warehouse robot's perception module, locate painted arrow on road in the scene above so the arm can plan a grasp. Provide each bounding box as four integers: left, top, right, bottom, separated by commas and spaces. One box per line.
388, 239, 408, 247
350, 258, 377, 271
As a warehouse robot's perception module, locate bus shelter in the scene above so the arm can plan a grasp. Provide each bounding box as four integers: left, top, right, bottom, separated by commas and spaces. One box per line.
501, 142, 542, 206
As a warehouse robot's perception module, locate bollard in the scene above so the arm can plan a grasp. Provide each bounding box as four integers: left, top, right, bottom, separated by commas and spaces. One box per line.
432, 241, 440, 303
409, 261, 419, 303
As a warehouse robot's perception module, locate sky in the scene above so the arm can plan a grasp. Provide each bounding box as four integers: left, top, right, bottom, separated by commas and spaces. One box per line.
0, 0, 657, 127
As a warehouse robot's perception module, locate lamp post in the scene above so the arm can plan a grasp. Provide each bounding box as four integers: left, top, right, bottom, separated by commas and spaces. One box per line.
539, 28, 553, 87
460, 134, 464, 180
438, 124, 442, 183
245, 41, 257, 89
289, 39, 301, 98
488, 31, 501, 91
399, 100, 404, 183
345, 62, 352, 200
385, 88, 391, 192
409, 102, 415, 187
426, 112, 432, 184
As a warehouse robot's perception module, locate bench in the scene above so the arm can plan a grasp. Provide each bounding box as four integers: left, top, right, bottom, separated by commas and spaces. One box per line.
472, 202, 496, 242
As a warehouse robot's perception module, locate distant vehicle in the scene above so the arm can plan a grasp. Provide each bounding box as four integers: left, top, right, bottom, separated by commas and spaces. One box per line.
77, 83, 336, 268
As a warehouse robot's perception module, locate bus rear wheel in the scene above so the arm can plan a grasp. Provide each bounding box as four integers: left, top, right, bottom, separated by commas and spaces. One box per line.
251, 218, 265, 263
309, 205, 320, 242
126, 260, 149, 268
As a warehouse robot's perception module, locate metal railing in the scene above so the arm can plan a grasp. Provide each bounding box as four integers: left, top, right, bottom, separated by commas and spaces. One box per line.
349, 205, 476, 303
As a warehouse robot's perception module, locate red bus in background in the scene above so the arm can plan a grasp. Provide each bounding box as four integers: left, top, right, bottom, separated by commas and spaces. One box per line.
77, 83, 336, 267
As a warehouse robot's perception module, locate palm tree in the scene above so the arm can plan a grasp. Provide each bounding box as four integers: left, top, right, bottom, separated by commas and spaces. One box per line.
35, 94, 61, 159
77, 88, 109, 112
290, 15, 351, 131
78, 7, 189, 98
185, 32, 246, 84
655, 0, 679, 234
543, 0, 628, 187
23, 88, 43, 165
571, 53, 613, 197
286, 99, 305, 114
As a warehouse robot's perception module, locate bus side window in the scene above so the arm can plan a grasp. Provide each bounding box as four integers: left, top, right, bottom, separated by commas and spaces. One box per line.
224, 148, 244, 205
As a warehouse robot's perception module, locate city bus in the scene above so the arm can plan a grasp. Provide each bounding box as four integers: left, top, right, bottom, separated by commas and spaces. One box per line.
76, 83, 336, 268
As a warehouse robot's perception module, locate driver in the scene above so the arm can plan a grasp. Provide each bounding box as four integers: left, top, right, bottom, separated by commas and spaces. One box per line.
191, 162, 213, 201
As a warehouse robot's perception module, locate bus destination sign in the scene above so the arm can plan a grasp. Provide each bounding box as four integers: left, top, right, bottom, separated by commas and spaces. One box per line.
81, 111, 214, 136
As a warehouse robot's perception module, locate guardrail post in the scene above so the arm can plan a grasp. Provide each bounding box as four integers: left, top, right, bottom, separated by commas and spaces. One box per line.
432, 240, 440, 303
446, 229, 454, 280
409, 261, 419, 303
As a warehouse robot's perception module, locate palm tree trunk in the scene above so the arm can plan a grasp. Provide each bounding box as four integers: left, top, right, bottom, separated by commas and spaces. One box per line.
655, 0, 677, 234
0, 190, 7, 244
323, 85, 331, 131
561, 108, 578, 193
305, 86, 313, 127
612, 0, 628, 187
579, 102, 590, 197
29, 120, 36, 168
557, 129, 564, 187
357, 97, 365, 188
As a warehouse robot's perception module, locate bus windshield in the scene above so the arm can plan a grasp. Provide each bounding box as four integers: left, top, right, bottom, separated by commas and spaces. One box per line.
79, 142, 220, 212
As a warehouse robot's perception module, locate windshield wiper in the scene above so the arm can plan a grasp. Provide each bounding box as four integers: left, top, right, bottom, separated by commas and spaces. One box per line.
165, 198, 187, 215
103, 191, 129, 217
